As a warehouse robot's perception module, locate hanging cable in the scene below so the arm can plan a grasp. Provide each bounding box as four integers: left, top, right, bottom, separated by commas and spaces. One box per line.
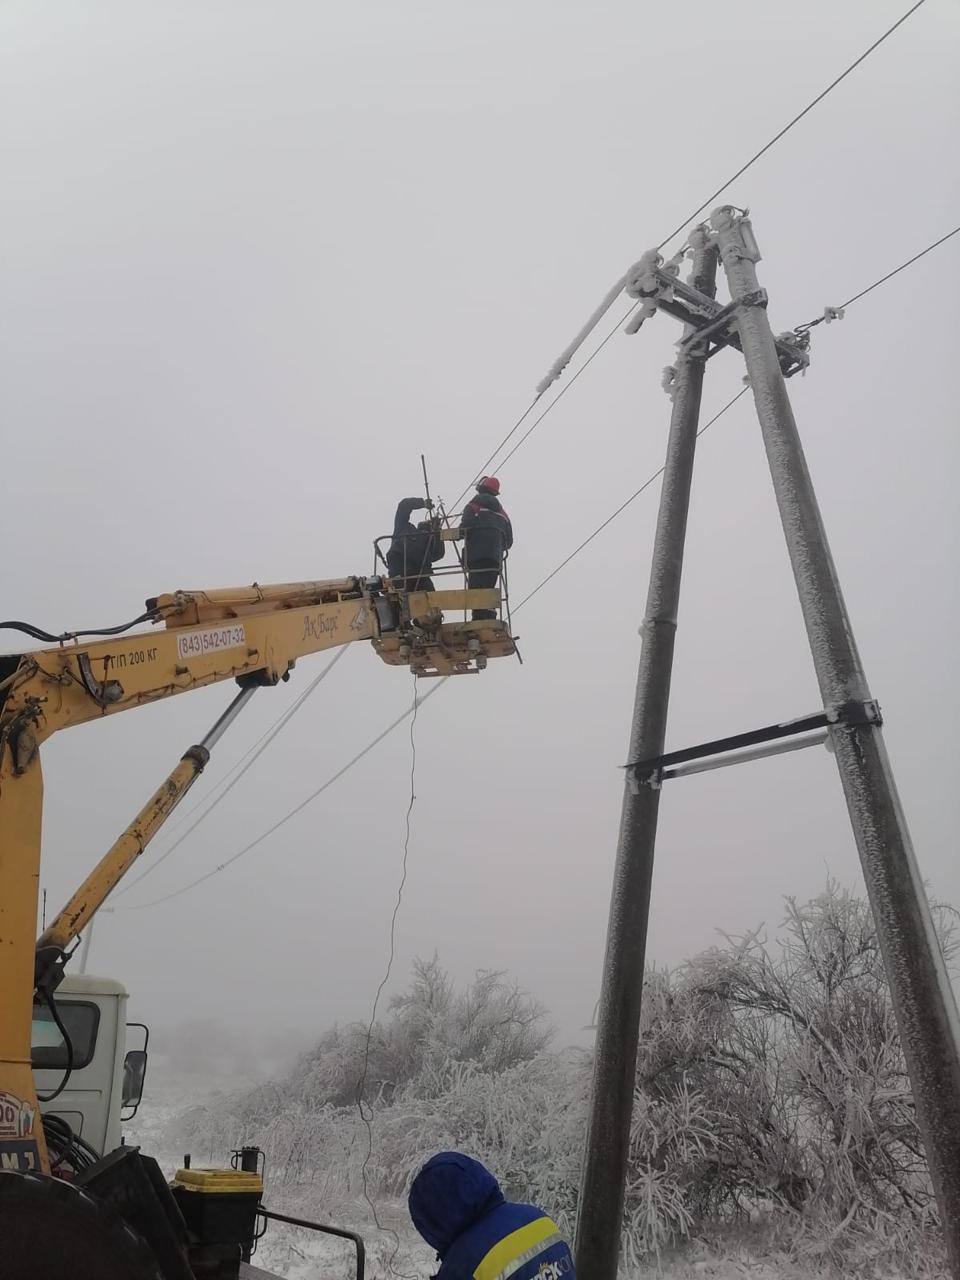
113, 648, 349, 898
354, 678, 420, 1278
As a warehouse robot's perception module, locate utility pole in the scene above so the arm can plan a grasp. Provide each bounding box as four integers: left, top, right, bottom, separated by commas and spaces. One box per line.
575, 237, 719, 1279
711, 206, 960, 1271
577, 208, 960, 1278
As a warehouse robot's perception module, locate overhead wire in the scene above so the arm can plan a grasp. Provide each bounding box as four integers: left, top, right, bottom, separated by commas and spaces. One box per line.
341, 211, 956, 1199
117, 370, 722, 911
515, 219, 960, 606
118, 207, 953, 911
793, 222, 960, 331
492, 302, 640, 476
530, 0, 930, 402
113, 647, 349, 898
450, 300, 639, 511
654, 0, 929, 251
121, 678, 448, 910
512, 387, 751, 611
450, 394, 544, 510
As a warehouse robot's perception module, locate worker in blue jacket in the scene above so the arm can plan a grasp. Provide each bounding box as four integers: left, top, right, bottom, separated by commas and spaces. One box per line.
408, 1151, 575, 1279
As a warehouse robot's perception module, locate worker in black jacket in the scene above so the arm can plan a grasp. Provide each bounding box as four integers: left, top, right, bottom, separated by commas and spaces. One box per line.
460, 477, 513, 620
386, 497, 445, 591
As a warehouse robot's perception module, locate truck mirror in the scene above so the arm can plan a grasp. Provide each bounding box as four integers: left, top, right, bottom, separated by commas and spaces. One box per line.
122, 1048, 148, 1112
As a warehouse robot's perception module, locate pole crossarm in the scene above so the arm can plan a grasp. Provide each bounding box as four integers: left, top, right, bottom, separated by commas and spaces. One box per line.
634, 264, 810, 376
625, 700, 882, 785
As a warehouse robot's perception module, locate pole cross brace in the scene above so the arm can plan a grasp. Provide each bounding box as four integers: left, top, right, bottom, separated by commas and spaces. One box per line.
625, 700, 882, 790
638, 266, 809, 377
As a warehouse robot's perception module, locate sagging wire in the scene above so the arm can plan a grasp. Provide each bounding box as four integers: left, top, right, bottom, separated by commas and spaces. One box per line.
113, 647, 350, 899
355, 677, 420, 1279
122, 679, 447, 910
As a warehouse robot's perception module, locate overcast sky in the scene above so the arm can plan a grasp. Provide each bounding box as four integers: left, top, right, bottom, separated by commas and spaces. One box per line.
2, 1, 958, 1058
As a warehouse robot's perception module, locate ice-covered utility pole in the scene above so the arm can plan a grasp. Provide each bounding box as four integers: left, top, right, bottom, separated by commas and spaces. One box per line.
578, 207, 960, 1280
711, 206, 960, 1272
575, 235, 719, 1279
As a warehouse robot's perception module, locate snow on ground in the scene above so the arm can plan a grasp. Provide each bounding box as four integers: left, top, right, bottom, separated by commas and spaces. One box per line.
125, 1056, 944, 1279
123, 1053, 435, 1278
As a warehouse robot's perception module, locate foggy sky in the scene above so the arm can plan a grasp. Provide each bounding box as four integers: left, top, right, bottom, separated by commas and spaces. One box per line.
2, 1, 958, 1058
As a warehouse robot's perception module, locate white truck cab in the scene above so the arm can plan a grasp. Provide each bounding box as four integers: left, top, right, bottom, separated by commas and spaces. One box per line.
33, 974, 148, 1160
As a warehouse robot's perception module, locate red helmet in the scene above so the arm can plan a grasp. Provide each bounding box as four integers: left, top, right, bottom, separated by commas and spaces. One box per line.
477, 476, 501, 496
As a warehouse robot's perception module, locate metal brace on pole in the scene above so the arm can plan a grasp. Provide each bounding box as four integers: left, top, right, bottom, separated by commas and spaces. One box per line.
712, 205, 960, 1273
575, 234, 719, 1280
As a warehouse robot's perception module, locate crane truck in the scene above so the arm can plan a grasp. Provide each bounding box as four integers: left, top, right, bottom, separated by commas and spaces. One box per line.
0, 556, 515, 1279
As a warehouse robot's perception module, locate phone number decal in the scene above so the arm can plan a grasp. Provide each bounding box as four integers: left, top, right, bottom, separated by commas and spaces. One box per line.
176, 623, 246, 661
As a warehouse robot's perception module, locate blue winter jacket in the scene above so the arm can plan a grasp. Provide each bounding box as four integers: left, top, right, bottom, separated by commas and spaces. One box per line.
408, 1152, 575, 1280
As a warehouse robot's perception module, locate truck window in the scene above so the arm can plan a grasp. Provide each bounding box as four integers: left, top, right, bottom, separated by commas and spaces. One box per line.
31, 1001, 100, 1071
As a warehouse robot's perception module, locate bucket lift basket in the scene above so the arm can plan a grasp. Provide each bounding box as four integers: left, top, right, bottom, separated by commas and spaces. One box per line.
370, 527, 517, 676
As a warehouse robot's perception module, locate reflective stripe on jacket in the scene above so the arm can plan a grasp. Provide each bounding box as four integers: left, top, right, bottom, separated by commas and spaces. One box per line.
408, 1152, 574, 1280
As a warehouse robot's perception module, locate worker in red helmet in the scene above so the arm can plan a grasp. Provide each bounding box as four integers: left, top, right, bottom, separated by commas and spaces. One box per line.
459, 477, 513, 620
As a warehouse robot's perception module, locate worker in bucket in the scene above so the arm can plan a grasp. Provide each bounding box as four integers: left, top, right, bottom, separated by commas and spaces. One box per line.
386, 496, 445, 591
459, 476, 512, 620
408, 1151, 575, 1279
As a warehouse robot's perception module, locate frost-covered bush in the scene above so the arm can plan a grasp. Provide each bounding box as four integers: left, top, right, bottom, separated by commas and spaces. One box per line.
167, 886, 951, 1270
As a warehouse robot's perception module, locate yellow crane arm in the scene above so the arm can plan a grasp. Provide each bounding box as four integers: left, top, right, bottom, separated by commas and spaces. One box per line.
1, 577, 374, 751
1, 571, 514, 1175
0, 577, 378, 1174
34, 684, 259, 968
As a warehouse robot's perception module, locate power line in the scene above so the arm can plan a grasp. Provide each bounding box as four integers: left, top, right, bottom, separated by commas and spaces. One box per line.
113, 647, 349, 898
494, 303, 640, 475
452, 4, 926, 496
532, 1, 929, 402
655, 0, 930, 251
451, 395, 543, 510
122, 677, 448, 910
451, 302, 640, 511
119, 388, 738, 912
120, 209, 951, 910
794, 222, 960, 331
152, 676, 333, 841
513, 388, 750, 611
